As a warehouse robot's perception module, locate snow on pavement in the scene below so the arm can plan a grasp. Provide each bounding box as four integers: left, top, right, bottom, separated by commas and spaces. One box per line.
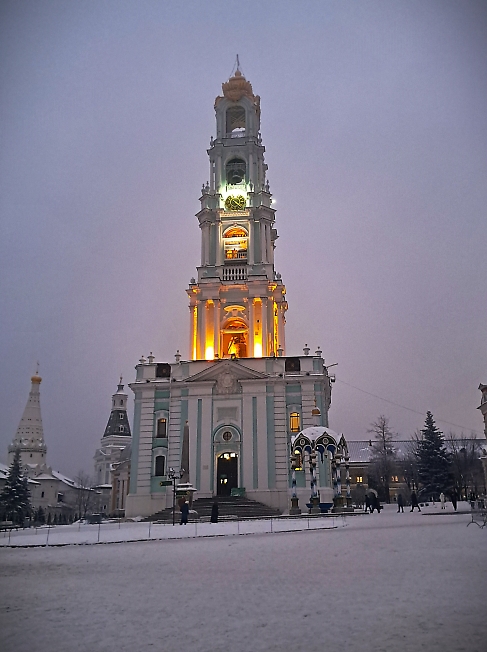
0, 506, 486, 652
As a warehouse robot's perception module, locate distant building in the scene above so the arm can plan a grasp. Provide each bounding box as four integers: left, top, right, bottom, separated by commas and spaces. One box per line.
93, 378, 132, 513
7, 371, 82, 519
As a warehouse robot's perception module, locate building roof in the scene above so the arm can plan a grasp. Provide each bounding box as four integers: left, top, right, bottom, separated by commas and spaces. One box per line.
0, 462, 40, 485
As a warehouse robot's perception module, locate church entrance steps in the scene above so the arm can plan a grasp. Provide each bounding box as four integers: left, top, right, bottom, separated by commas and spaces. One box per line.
144, 496, 282, 522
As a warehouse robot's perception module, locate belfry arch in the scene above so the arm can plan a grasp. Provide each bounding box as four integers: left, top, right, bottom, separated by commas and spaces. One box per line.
222, 316, 248, 358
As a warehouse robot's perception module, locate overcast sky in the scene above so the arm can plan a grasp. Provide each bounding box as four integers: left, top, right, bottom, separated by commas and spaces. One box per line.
1, 0, 486, 477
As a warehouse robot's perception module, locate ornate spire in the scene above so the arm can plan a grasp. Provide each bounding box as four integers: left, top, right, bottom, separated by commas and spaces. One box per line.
104, 378, 131, 438
9, 370, 47, 466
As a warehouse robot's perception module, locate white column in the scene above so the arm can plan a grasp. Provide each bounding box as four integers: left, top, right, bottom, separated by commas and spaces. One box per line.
248, 221, 255, 265
214, 300, 220, 357
216, 222, 223, 267
216, 156, 222, 188
261, 298, 268, 356
278, 302, 286, 355
260, 221, 267, 263
248, 299, 254, 357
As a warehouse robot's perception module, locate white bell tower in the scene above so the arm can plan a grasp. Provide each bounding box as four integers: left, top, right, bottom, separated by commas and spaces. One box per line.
187, 63, 287, 360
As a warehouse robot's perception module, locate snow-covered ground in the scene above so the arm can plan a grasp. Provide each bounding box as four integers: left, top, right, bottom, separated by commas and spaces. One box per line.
1, 505, 486, 652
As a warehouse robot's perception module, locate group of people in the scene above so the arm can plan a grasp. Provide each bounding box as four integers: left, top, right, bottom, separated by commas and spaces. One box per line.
179, 498, 219, 525
365, 489, 461, 514
364, 493, 382, 513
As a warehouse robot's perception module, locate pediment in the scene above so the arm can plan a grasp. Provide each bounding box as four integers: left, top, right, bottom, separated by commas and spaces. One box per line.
186, 359, 268, 384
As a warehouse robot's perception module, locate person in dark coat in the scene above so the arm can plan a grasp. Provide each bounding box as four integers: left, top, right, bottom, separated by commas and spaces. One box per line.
450, 490, 458, 511
410, 491, 421, 512
180, 500, 189, 525
364, 495, 371, 513
370, 493, 382, 514
397, 493, 404, 513
210, 500, 219, 523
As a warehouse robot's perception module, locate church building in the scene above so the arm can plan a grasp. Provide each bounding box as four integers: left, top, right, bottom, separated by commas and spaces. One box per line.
125, 68, 338, 517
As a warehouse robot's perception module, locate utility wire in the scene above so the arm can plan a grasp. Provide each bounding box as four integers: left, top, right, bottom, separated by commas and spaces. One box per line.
335, 378, 483, 436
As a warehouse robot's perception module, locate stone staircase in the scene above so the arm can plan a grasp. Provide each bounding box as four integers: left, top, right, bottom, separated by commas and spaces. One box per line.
145, 496, 282, 522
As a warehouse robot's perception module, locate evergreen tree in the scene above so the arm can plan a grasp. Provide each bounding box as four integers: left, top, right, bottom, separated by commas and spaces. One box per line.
0, 449, 31, 525
415, 412, 451, 498
47, 512, 52, 525
53, 513, 58, 524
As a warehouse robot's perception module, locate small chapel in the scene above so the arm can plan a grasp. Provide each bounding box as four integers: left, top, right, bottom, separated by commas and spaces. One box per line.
125, 67, 341, 517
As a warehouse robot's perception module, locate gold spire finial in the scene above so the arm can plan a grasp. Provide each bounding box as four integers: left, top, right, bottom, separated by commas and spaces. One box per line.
31, 362, 42, 384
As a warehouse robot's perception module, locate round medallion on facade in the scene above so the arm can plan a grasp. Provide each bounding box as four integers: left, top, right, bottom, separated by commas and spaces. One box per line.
222, 431, 233, 442
225, 195, 246, 211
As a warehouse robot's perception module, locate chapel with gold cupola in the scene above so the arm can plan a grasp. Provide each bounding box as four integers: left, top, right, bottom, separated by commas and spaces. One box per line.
187, 65, 287, 361
125, 66, 338, 518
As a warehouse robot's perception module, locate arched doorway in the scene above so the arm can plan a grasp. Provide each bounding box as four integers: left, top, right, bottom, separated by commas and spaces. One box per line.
217, 452, 238, 496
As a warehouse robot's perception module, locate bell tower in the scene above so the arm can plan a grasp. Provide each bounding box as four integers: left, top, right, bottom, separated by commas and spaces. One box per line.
187, 64, 287, 360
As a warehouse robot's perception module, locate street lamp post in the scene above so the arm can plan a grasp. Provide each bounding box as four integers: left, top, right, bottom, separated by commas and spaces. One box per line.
167, 468, 181, 526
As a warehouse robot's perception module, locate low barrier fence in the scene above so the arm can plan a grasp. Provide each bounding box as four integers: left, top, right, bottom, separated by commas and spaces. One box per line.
0, 514, 346, 548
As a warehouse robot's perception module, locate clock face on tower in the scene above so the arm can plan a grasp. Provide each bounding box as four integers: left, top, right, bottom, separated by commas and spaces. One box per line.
225, 195, 246, 211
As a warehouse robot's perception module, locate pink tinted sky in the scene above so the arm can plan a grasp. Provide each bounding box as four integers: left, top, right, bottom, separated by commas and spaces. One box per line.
0, 0, 486, 477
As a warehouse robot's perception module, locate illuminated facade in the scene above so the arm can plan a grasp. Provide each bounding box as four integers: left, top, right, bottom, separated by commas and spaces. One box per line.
125, 69, 334, 517
187, 68, 287, 361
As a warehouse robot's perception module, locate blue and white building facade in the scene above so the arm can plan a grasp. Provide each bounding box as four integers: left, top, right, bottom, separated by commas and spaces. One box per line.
125, 69, 336, 517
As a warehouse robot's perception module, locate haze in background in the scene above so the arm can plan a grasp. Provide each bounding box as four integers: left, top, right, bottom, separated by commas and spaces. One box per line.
1, 0, 486, 477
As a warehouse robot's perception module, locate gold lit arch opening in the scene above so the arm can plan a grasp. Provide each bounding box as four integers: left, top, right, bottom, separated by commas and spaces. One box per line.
222, 317, 248, 357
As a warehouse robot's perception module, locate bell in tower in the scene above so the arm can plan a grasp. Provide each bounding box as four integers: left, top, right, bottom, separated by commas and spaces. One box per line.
187, 63, 287, 360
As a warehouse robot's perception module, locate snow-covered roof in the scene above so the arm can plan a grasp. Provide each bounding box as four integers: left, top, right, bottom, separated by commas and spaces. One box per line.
293, 426, 339, 442
51, 470, 80, 488
0, 461, 39, 484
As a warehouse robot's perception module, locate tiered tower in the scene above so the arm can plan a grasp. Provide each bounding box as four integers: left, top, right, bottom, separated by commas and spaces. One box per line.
93, 377, 132, 485
8, 369, 47, 468
187, 66, 287, 361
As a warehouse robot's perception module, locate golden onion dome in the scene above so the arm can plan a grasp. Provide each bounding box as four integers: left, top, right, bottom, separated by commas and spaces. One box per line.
31, 374, 42, 384
221, 70, 254, 102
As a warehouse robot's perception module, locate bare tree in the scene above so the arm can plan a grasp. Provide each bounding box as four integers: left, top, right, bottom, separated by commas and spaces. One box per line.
73, 471, 97, 519
446, 433, 485, 499
401, 436, 421, 493
367, 415, 397, 503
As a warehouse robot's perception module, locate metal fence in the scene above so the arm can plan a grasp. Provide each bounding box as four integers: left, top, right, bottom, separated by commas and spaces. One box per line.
0, 514, 347, 547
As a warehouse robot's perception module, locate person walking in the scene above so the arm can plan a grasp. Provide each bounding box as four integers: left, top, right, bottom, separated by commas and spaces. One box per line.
180, 500, 189, 525
450, 489, 458, 511
397, 493, 404, 513
410, 491, 421, 512
364, 494, 371, 513
210, 500, 219, 523
370, 493, 382, 514
439, 492, 446, 509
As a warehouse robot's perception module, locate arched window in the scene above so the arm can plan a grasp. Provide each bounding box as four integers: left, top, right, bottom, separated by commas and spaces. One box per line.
226, 158, 246, 185
223, 226, 248, 260
157, 418, 167, 438
154, 455, 165, 477
289, 412, 300, 433
226, 106, 246, 136
222, 318, 248, 358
